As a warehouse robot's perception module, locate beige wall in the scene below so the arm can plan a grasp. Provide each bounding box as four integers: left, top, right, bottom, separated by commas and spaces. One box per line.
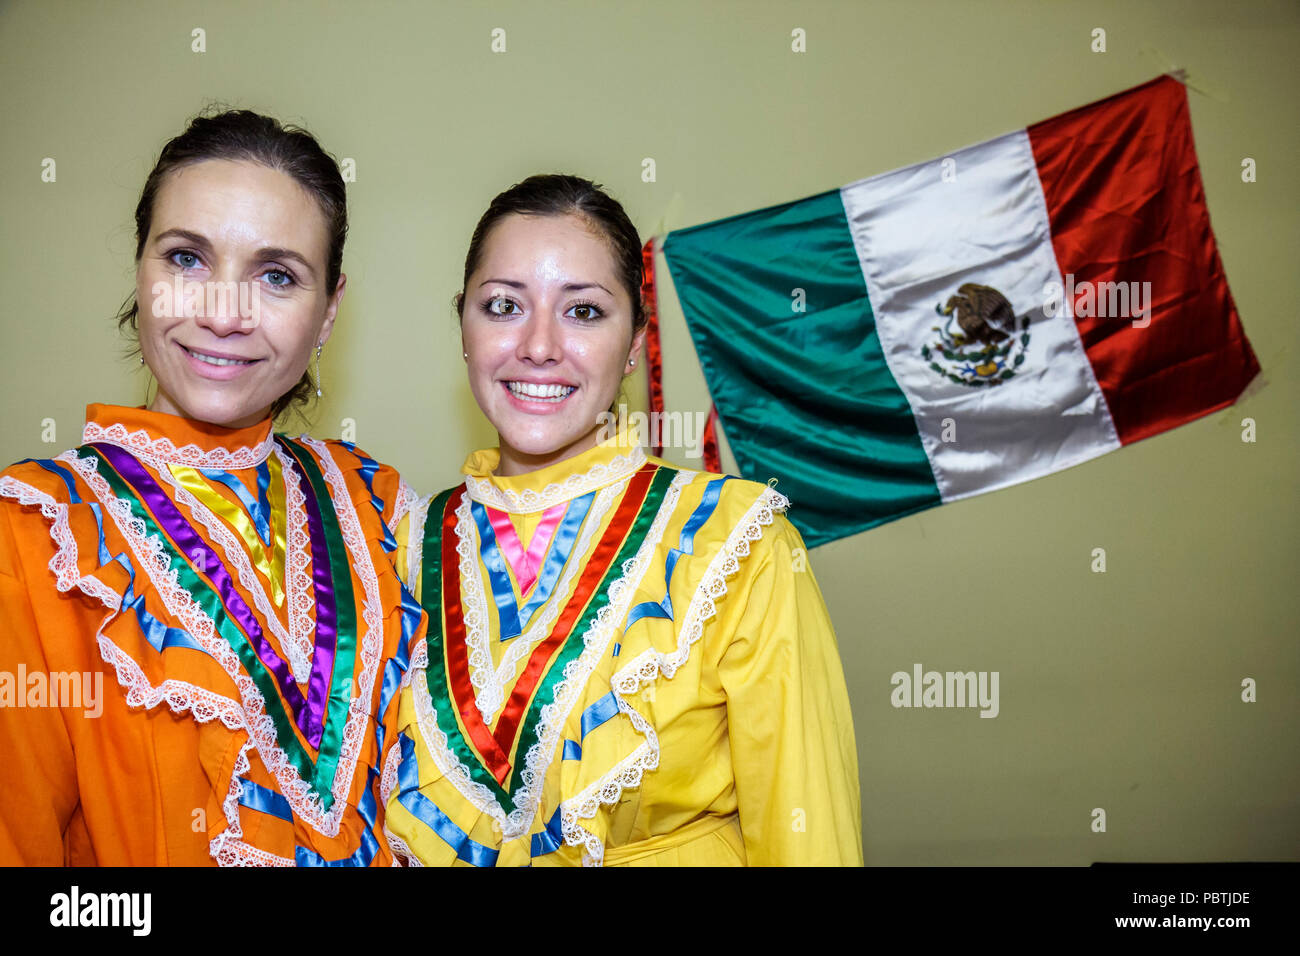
1, 0, 1295, 863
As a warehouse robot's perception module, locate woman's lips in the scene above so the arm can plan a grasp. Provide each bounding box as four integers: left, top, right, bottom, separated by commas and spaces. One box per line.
179, 343, 261, 381
501, 380, 576, 412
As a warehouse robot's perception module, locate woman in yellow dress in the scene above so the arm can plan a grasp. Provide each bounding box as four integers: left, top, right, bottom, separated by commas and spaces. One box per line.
384, 175, 862, 865
0, 111, 421, 865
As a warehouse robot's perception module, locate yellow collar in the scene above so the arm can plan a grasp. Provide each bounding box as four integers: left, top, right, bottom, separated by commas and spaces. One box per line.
462, 422, 647, 514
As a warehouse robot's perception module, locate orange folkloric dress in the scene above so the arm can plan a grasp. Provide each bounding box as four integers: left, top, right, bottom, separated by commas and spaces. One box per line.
0, 404, 422, 865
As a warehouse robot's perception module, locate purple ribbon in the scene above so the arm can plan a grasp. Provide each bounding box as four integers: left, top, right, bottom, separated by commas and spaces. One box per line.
90, 442, 330, 747
281, 443, 338, 745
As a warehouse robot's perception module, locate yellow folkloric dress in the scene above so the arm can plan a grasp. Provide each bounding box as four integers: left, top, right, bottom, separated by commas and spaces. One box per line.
0, 404, 422, 865
384, 423, 862, 866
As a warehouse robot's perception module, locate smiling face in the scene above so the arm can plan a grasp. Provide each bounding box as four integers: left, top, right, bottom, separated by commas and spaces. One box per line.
135, 158, 345, 428
460, 213, 644, 476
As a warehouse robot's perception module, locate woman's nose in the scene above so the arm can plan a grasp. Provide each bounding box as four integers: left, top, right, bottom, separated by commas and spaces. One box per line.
517, 312, 562, 364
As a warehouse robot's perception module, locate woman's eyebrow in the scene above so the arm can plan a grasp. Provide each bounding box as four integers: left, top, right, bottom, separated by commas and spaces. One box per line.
153, 227, 212, 250
562, 281, 613, 295
256, 246, 317, 277
477, 278, 613, 295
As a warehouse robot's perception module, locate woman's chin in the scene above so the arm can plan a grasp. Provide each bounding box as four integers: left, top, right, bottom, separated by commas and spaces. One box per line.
152, 385, 272, 429
495, 418, 599, 461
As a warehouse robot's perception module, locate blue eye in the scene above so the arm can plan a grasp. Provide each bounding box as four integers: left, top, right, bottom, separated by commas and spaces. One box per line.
169, 250, 201, 269
264, 269, 294, 288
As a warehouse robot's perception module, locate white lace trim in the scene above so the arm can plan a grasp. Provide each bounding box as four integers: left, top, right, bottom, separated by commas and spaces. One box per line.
0, 471, 296, 865
410, 469, 693, 841
0, 475, 119, 609
405, 494, 432, 594
295, 434, 389, 818
460, 479, 623, 724
211, 740, 296, 866
464, 443, 647, 514
155, 449, 315, 682
82, 420, 275, 470
385, 824, 423, 867
559, 484, 790, 866
62, 440, 384, 841
389, 479, 419, 536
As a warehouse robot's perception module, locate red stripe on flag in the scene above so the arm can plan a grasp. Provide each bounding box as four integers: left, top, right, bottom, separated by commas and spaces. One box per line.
1028, 75, 1259, 445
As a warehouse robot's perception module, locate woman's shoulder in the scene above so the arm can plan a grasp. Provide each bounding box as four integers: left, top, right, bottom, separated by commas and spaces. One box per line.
279, 433, 418, 533
646, 455, 794, 538
1, 447, 94, 511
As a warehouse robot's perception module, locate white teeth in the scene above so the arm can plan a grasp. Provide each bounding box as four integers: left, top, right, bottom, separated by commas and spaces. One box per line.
507, 381, 575, 402
187, 347, 253, 367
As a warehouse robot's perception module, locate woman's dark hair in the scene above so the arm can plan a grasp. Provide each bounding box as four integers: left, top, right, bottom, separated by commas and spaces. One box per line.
455, 174, 646, 336
116, 107, 348, 419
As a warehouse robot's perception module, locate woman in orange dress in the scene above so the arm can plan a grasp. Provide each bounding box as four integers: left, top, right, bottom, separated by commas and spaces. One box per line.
0, 111, 421, 865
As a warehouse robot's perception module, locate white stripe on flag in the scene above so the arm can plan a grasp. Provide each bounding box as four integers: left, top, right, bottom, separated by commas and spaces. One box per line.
839, 129, 1120, 502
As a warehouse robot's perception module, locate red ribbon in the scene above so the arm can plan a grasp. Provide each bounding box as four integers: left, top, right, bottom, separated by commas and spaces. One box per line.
642, 238, 665, 459
491, 464, 658, 756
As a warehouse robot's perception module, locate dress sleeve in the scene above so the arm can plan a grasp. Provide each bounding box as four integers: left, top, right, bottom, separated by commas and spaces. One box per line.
0, 502, 79, 864
715, 511, 863, 865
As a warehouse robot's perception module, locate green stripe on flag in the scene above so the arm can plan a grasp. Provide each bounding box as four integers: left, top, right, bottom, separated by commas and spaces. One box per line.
662, 189, 940, 547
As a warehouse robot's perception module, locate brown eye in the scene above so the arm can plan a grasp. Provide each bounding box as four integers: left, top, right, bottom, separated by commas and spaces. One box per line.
567, 301, 604, 322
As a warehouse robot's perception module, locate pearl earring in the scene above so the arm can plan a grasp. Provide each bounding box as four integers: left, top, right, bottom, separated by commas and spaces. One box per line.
315, 344, 323, 398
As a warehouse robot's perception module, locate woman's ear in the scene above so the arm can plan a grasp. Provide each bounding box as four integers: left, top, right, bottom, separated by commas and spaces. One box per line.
318, 272, 347, 347
626, 323, 647, 373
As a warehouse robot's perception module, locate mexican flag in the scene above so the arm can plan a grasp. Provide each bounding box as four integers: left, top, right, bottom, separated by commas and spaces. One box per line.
655, 75, 1259, 549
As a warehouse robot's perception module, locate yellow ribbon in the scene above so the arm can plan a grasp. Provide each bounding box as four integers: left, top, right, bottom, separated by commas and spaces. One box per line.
169, 461, 288, 607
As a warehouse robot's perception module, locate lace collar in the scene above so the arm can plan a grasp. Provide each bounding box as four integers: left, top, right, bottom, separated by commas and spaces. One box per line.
80, 403, 277, 471
462, 421, 647, 514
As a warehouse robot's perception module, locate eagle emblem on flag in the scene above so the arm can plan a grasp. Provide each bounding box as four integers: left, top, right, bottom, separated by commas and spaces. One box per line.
922, 282, 1033, 388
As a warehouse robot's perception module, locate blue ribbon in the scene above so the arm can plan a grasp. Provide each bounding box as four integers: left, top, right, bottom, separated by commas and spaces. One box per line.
237, 776, 293, 822
32, 457, 204, 655
515, 491, 595, 632
580, 691, 620, 740
200, 463, 273, 547
374, 582, 422, 756
470, 499, 523, 639
396, 733, 500, 867
530, 804, 565, 858
623, 476, 730, 634
294, 766, 382, 867
340, 441, 397, 555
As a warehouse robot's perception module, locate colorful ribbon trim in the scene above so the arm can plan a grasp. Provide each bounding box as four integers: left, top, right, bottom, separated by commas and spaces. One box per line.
82, 438, 361, 809
472, 493, 593, 640
396, 732, 500, 866
419, 465, 675, 812
173, 462, 287, 607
